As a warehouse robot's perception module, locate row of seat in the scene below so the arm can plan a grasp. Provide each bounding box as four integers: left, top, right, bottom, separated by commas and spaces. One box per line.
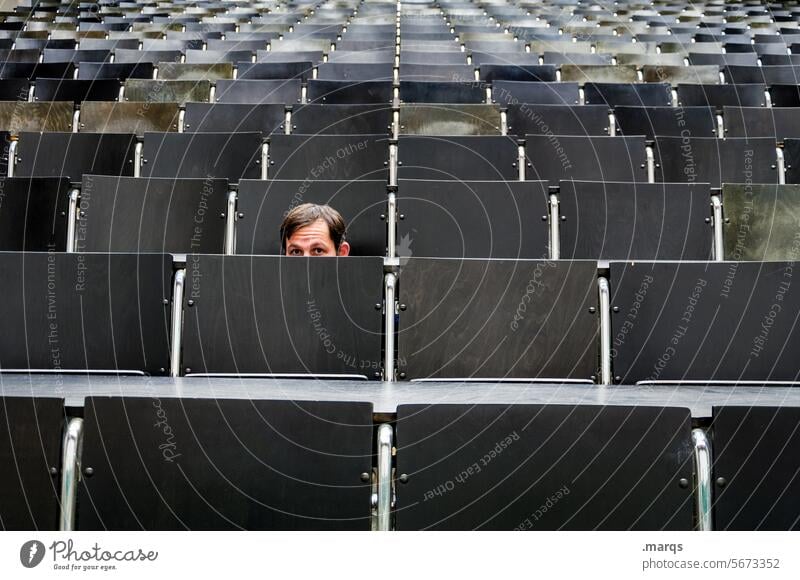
3, 176, 796, 263
1, 251, 799, 384
1, 131, 798, 185
4, 395, 797, 530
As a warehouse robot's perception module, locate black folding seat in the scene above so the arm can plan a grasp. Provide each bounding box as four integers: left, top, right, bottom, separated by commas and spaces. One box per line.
14, 132, 137, 178
0, 61, 74, 80
469, 52, 541, 66
114, 49, 183, 64
141, 132, 263, 181
507, 104, 609, 137
0, 49, 41, 62
560, 64, 638, 83
257, 50, 325, 64
307, 80, 393, 104
609, 261, 800, 383
722, 183, 800, 260
526, 135, 647, 184
142, 39, 204, 52
327, 50, 395, 64
336, 39, 396, 52
394, 404, 693, 530
0, 395, 64, 530
401, 51, 466, 65
214, 79, 301, 104
478, 64, 555, 82
236, 61, 314, 81
79, 101, 180, 133
78, 38, 140, 50
156, 62, 234, 81
615, 106, 717, 139
268, 134, 389, 180
724, 107, 800, 141
34, 78, 120, 101
584, 83, 672, 107
42, 48, 110, 63
783, 140, 800, 183
399, 64, 476, 82
752, 45, 794, 58
770, 85, 800, 107
0, 177, 71, 251
492, 81, 580, 106
184, 49, 254, 64
76, 175, 228, 253
725, 65, 800, 84
14, 38, 74, 50
652, 136, 778, 187
0, 252, 171, 374
529, 41, 592, 57
78, 397, 374, 529
397, 135, 518, 180
615, 53, 685, 67
269, 39, 333, 54
398, 104, 500, 135
712, 406, 800, 530
182, 102, 282, 135
316, 62, 394, 81
399, 81, 484, 104
677, 83, 767, 109
558, 181, 712, 260
208, 39, 273, 53
688, 52, 759, 67
0, 78, 30, 101
641, 65, 721, 85
235, 179, 386, 255
397, 258, 598, 380
180, 255, 382, 377
0, 102, 72, 133
124, 79, 212, 104
396, 179, 549, 258
77, 62, 154, 80
291, 104, 392, 135
542, 52, 613, 66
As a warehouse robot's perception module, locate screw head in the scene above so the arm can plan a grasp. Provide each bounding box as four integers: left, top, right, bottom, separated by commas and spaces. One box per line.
238, 212, 244, 219
163, 298, 169, 305
398, 372, 406, 379
716, 477, 728, 488
83, 467, 94, 477
187, 299, 195, 307
399, 304, 407, 311
49, 466, 58, 476
612, 306, 620, 313
220, 212, 226, 218
360, 472, 370, 482
373, 371, 381, 379
399, 473, 409, 484
375, 303, 382, 310
541, 215, 548, 221
588, 306, 596, 313
614, 375, 622, 382
185, 367, 191, 374
678, 478, 689, 488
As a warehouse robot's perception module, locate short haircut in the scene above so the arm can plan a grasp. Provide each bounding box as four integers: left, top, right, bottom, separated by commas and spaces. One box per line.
280, 203, 347, 251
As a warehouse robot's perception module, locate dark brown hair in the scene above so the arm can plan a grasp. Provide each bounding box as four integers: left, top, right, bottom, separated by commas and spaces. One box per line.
280, 203, 347, 250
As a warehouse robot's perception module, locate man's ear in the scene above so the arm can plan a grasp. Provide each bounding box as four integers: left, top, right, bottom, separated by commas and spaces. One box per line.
337, 241, 351, 256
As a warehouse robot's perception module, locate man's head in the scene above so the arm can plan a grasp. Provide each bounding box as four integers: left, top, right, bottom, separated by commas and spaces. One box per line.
281, 203, 350, 257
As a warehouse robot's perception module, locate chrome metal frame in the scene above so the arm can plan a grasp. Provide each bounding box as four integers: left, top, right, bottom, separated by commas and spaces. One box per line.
185, 372, 369, 379
7, 139, 17, 177
411, 377, 594, 384
711, 194, 723, 262
261, 142, 269, 180
376, 423, 394, 531
284, 108, 292, 135
59, 417, 84, 531
645, 145, 655, 183
517, 143, 526, 181
691, 428, 713, 531
133, 141, 143, 178
388, 141, 398, 186
66, 188, 80, 252
384, 272, 397, 381
776, 147, 786, 185
637, 379, 800, 386
499, 109, 507, 136
387, 191, 397, 259
598, 276, 612, 385
548, 193, 560, 259
170, 268, 186, 378
224, 191, 237, 255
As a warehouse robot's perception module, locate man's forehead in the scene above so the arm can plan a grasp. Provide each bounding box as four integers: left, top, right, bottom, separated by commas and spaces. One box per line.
287, 219, 334, 243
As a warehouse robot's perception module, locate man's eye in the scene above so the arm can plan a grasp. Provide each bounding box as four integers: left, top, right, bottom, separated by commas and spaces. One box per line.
289, 249, 301, 256
313, 248, 324, 254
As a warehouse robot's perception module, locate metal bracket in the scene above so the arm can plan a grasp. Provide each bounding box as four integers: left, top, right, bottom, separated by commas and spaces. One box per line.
7, 139, 17, 177
388, 141, 398, 186
376, 423, 394, 531
261, 141, 269, 180
224, 191, 237, 255
387, 191, 397, 259
66, 188, 80, 253
133, 140, 143, 178
776, 146, 786, 185
170, 268, 186, 378
383, 272, 397, 382
711, 195, 723, 262
598, 277, 612, 385
548, 193, 560, 259
517, 142, 526, 181
59, 417, 84, 531
691, 428, 713, 531
645, 145, 656, 183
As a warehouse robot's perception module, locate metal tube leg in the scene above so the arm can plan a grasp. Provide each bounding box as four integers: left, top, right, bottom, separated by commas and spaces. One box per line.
384, 272, 397, 381
692, 428, 713, 531
66, 188, 80, 253
598, 277, 612, 385
549, 193, 560, 260
376, 423, 394, 531
224, 191, 237, 255
170, 268, 186, 378
59, 417, 84, 531
711, 195, 724, 262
